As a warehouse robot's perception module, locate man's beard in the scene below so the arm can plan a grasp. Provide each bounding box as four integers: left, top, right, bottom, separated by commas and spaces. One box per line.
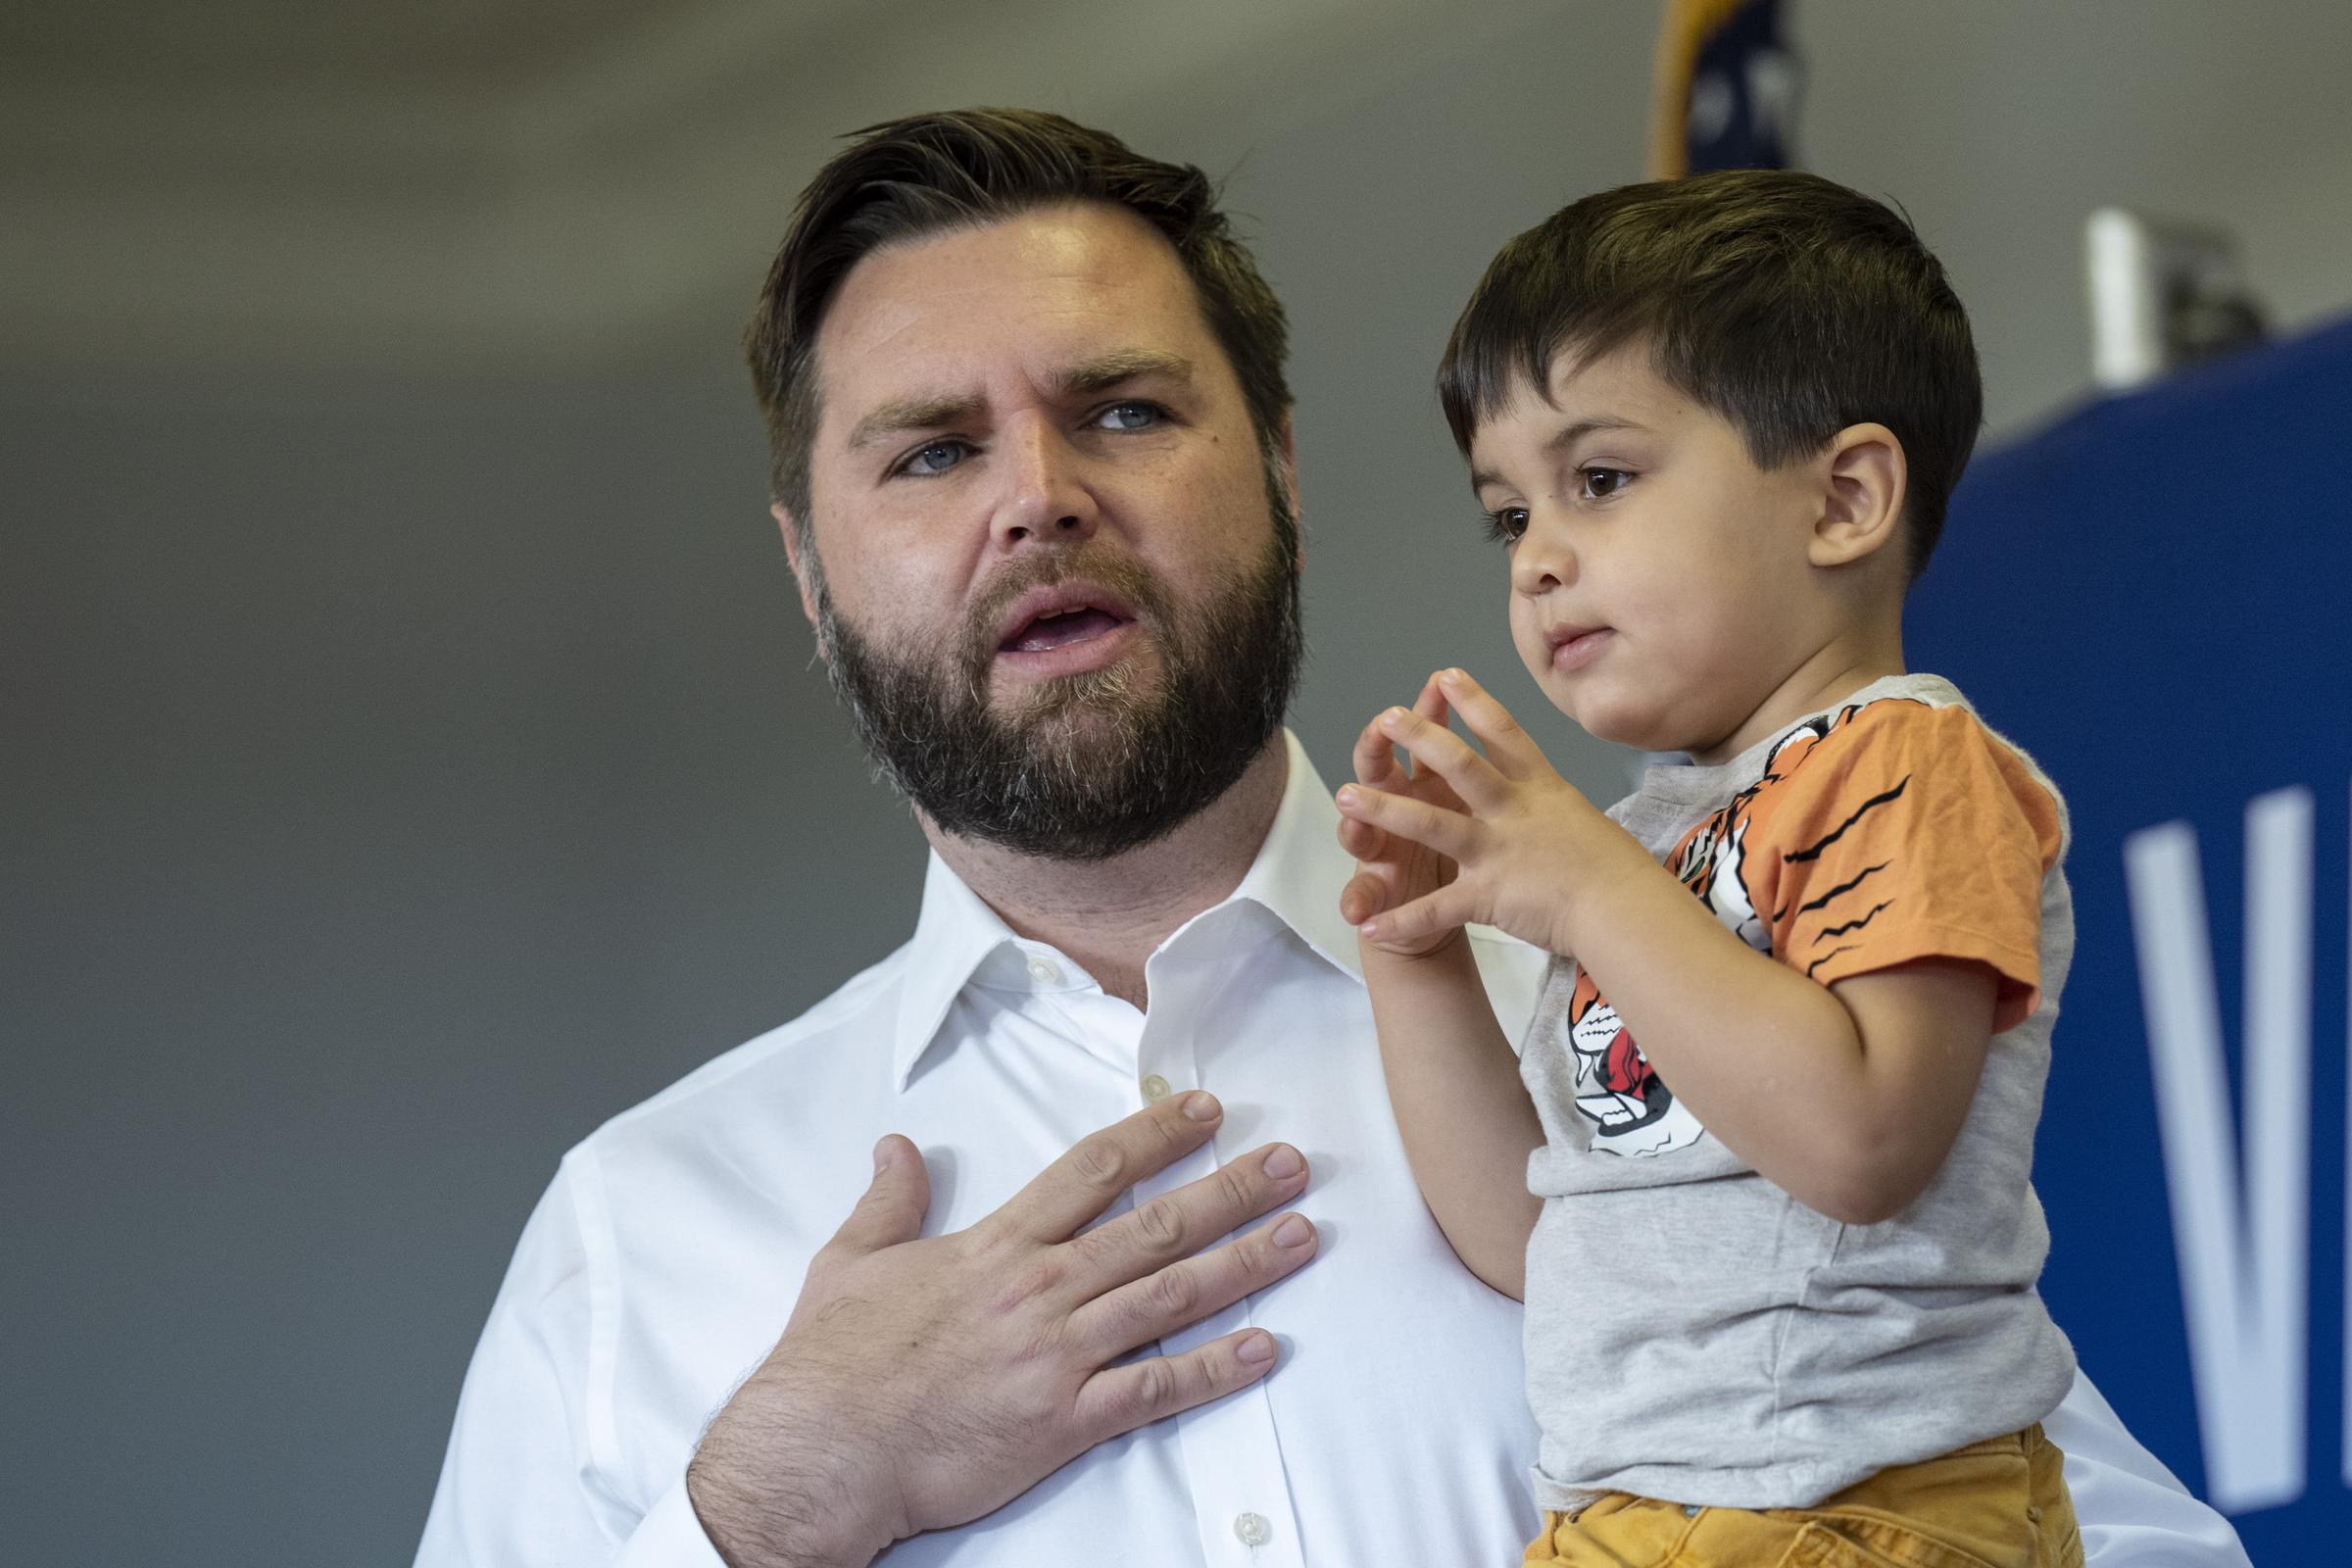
811, 487, 1304, 863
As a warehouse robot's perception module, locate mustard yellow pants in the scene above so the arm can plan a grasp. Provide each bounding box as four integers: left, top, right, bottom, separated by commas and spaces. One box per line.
1523, 1425, 2082, 1568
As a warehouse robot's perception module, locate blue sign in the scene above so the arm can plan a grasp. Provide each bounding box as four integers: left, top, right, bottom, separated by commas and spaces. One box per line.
1910, 314, 2352, 1563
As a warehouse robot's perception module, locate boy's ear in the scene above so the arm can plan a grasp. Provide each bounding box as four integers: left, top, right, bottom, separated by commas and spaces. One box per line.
1809, 422, 1908, 569
772, 503, 823, 635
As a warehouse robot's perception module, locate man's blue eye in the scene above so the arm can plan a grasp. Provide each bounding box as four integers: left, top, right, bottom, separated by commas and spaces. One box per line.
1097, 402, 1163, 431
902, 440, 967, 476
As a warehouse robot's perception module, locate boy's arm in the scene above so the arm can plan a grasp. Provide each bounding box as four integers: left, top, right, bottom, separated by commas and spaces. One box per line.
1357, 937, 1544, 1298
1340, 680, 1544, 1296
1554, 842, 1996, 1223
1339, 671, 1995, 1226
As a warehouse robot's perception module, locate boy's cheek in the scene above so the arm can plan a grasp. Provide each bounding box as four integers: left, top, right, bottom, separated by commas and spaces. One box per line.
1509, 630, 1556, 691
1506, 608, 1550, 680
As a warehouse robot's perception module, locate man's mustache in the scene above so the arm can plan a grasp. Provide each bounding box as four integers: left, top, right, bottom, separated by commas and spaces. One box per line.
956, 551, 1178, 675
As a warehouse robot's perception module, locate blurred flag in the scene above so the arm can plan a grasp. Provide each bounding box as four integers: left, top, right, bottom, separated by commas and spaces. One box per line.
1650, 0, 1801, 177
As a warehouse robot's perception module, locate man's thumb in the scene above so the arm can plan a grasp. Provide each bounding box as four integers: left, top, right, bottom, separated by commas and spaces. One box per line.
832, 1133, 930, 1253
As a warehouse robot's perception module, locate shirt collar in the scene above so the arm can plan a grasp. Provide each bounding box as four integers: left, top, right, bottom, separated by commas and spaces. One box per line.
887, 729, 1363, 1091
1222, 728, 1364, 982
891, 849, 1023, 1092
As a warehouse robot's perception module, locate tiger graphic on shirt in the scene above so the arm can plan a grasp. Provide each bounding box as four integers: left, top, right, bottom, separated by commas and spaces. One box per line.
1568, 696, 2055, 1159
1563, 718, 1807, 1155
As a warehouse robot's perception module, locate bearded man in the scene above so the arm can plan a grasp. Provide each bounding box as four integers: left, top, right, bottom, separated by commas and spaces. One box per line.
416, 109, 2249, 1568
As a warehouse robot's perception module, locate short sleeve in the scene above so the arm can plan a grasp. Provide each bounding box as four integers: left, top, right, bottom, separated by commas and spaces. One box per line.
1741, 703, 2062, 1032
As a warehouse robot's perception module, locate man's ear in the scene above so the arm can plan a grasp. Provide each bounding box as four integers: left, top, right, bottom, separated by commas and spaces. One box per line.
1809, 422, 1908, 569
772, 503, 822, 633
1275, 411, 1304, 570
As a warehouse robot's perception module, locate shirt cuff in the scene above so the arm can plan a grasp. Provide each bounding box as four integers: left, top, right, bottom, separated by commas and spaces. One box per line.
611, 1476, 730, 1568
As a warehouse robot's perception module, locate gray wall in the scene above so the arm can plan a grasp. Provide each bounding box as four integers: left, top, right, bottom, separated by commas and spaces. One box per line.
10, 3, 2352, 1560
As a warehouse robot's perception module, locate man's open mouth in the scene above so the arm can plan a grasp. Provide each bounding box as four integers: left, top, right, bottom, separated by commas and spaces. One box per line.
1004, 606, 1128, 653
996, 584, 1139, 655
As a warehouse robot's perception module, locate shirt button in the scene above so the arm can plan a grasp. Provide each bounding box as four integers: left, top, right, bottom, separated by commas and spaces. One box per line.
1140, 1073, 1172, 1104
1682, 1503, 1702, 1518
1025, 956, 1061, 986
1232, 1511, 1271, 1546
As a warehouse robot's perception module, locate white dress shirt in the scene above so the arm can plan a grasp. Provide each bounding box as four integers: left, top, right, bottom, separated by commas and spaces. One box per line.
416, 732, 2250, 1567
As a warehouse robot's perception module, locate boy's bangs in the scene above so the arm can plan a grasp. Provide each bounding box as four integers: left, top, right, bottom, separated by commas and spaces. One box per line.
1437, 230, 1657, 457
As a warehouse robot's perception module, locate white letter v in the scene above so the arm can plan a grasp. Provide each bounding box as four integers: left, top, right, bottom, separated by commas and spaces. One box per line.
2124, 786, 2310, 1514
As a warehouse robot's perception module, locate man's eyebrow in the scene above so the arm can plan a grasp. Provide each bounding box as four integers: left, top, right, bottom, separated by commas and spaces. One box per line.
846, 392, 985, 454
843, 353, 1196, 455
1055, 349, 1195, 399
1468, 417, 1645, 492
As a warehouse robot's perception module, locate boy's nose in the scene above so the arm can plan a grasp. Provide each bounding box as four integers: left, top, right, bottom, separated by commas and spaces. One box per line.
1510, 521, 1575, 596
991, 416, 1101, 551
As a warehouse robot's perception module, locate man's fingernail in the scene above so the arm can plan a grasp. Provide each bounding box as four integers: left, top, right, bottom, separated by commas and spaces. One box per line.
1263, 1145, 1304, 1180
1238, 1331, 1278, 1365
1181, 1091, 1220, 1121
872, 1139, 892, 1174
1273, 1215, 1314, 1249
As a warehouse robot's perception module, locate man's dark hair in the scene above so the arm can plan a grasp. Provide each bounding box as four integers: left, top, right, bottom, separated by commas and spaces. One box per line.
1437, 170, 1982, 576
747, 107, 1292, 547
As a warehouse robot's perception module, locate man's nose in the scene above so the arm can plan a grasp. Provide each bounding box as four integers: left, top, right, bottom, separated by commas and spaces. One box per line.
991, 416, 1101, 550
1510, 516, 1575, 597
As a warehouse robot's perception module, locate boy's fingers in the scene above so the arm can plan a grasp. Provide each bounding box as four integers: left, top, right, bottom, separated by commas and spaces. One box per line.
1339, 867, 1388, 926
1411, 674, 1453, 728
1336, 782, 1474, 859
1359, 884, 1475, 947
1375, 708, 1508, 810
1336, 814, 1383, 863
1435, 669, 1544, 776
1351, 710, 1402, 790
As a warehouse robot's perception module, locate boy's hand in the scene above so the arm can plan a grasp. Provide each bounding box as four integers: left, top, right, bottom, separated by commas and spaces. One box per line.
1335, 669, 1643, 958
1338, 673, 1468, 957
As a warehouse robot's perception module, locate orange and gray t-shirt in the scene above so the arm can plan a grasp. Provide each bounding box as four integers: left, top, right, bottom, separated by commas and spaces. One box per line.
1518, 672, 2079, 1512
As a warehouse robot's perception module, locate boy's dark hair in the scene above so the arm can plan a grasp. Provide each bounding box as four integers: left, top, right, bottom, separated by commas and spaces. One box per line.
1438, 170, 1982, 576
746, 108, 1292, 548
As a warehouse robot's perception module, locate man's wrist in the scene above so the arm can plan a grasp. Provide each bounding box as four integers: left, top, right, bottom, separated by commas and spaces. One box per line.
686, 1431, 895, 1568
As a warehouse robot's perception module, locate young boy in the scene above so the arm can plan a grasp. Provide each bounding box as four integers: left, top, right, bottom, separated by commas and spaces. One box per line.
1335, 171, 2083, 1566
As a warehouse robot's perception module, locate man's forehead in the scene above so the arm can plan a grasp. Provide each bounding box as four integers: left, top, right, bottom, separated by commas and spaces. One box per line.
812, 203, 1220, 413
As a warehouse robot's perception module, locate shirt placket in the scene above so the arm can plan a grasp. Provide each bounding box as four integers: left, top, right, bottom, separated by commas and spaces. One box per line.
1137, 930, 1308, 1568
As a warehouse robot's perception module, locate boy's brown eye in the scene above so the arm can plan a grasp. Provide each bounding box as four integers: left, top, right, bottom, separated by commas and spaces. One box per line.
1582, 466, 1633, 500
1482, 507, 1529, 544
